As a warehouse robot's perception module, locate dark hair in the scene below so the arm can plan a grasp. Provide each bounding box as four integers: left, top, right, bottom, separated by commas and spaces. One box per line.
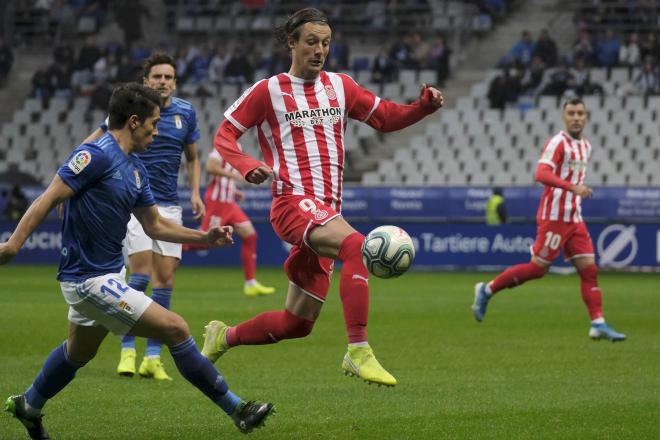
108, 83, 162, 130
562, 97, 585, 109
275, 8, 329, 48
142, 52, 177, 79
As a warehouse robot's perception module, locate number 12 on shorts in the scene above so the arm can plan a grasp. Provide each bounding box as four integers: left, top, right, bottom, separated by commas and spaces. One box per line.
544, 232, 561, 250
101, 279, 129, 298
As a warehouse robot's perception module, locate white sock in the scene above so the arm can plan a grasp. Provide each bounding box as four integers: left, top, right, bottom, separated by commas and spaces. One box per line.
591, 317, 605, 325
485, 282, 493, 295
349, 341, 369, 347
245, 279, 257, 287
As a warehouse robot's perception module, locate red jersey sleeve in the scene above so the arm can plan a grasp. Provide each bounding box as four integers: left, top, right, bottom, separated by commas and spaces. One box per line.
338, 74, 381, 122
223, 79, 270, 132
339, 73, 438, 133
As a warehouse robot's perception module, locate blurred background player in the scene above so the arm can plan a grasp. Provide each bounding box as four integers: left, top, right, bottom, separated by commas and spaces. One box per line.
1, 83, 273, 438
184, 145, 276, 297
84, 52, 205, 380
472, 97, 626, 342
485, 187, 507, 225
201, 7, 444, 387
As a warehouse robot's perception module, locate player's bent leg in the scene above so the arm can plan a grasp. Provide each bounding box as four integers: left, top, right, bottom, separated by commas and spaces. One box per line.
309, 218, 396, 386
132, 303, 274, 432
473, 257, 549, 322
139, 253, 179, 380
202, 283, 320, 363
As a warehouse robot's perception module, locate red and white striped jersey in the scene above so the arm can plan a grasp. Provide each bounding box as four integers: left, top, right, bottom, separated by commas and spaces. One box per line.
205, 149, 237, 203
223, 71, 380, 211
537, 131, 592, 223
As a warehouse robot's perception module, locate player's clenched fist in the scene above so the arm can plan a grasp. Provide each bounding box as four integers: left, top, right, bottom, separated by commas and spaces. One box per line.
246, 165, 273, 185
571, 184, 593, 199
420, 84, 444, 109
207, 225, 234, 247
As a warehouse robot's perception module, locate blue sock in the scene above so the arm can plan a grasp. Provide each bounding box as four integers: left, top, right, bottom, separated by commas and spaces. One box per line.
122, 273, 150, 349
25, 342, 86, 410
145, 288, 172, 357
169, 336, 241, 415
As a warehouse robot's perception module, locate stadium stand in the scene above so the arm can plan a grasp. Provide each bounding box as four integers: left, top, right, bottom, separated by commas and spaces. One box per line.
1, 0, 658, 189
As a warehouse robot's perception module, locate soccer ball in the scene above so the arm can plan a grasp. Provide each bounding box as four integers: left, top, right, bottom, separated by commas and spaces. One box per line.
361, 225, 415, 279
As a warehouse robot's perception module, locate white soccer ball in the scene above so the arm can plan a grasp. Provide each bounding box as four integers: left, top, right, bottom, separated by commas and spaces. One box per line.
361, 225, 415, 279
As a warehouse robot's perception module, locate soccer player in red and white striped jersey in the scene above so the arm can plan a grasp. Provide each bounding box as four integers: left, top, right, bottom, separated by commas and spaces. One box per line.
472, 98, 626, 342
192, 146, 276, 297
201, 7, 444, 386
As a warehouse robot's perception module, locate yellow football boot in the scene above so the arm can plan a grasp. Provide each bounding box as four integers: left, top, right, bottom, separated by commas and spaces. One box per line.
138, 356, 173, 381
117, 348, 136, 377
244, 281, 276, 297
201, 320, 230, 363
342, 345, 397, 387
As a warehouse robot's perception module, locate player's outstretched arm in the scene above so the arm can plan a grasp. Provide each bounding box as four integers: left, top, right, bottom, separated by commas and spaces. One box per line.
0, 176, 74, 264
366, 85, 444, 133
133, 205, 234, 247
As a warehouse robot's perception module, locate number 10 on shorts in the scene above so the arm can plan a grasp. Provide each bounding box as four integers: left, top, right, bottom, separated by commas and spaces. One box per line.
544, 232, 561, 250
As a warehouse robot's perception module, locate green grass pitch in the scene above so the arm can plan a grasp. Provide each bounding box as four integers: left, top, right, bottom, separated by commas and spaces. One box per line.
1, 265, 659, 439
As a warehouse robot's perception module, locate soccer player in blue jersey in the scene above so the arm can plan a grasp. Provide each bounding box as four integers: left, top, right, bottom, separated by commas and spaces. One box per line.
85, 53, 205, 380
1, 84, 273, 439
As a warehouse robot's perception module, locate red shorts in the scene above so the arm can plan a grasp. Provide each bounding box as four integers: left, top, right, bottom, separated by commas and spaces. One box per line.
531, 221, 595, 263
271, 195, 340, 301
201, 200, 249, 231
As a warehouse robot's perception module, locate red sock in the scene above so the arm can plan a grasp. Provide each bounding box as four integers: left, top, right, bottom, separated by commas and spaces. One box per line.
226, 310, 314, 346
338, 232, 369, 344
578, 264, 603, 320
490, 262, 547, 294
241, 233, 257, 281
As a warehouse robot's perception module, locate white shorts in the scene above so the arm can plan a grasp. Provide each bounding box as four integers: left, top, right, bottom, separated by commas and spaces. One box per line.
124, 205, 183, 259
60, 269, 153, 336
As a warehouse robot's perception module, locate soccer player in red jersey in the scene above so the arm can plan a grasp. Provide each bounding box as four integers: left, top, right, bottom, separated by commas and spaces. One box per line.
472, 98, 626, 342
201, 7, 444, 386
187, 146, 276, 297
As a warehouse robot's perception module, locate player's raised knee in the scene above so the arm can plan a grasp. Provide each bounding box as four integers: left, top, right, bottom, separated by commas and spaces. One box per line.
281, 311, 314, 339
160, 312, 190, 345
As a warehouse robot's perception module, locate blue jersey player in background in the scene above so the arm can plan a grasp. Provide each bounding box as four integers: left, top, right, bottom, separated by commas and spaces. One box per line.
1, 83, 273, 439
85, 53, 205, 380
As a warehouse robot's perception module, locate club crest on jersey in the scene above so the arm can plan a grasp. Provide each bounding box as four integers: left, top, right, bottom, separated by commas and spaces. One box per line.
314, 209, 329, 221
324, 85, 337, 100
175, 114, 182, 129
68, 150, 91, 175
118, 301, 135, 314
285, 107, 342, 127
134, 169, 141, 189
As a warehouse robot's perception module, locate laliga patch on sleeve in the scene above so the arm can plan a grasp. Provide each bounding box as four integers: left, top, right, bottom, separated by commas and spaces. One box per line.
68, 150, 92, 174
